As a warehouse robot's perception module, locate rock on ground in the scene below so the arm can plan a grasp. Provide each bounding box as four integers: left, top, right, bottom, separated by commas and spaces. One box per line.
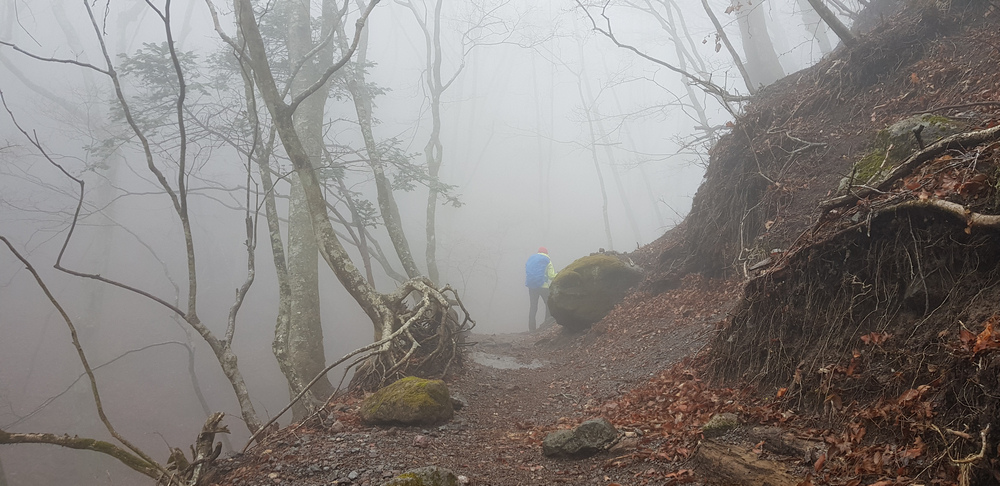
360, 376, 454, 425
381, 466, 459, 486
542, 418, 618, 458
548, 254, 642, 331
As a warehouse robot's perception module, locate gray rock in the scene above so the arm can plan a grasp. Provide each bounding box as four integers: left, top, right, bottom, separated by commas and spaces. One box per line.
380, 466, 459, 486
449, 393, 467, 411
542, 418, 618, 458
844, 114, 964, 191
359, 377, 454, 426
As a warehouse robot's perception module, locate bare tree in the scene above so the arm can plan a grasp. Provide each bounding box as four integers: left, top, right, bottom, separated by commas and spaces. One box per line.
0, 1, 269, 436
730, 0, 785, 88
805, 0, 856, 47
396, 0, 511, 284
699, 0, 756, 94
280, 0, 338, 421
796, 0, 834, 54
575, 0, 748, 107
222, 0, 471, 391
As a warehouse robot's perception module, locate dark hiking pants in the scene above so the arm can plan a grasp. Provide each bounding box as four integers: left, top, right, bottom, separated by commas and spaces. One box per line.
528, 286, 550, 332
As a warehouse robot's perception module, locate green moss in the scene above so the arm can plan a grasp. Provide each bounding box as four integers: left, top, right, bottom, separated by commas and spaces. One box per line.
850, 114, 963, 187
359, 377, 453, 425
556, 254, 623, 276
382, 466, 459, 486
854, 130, 892, 184
549, 254, 642, 330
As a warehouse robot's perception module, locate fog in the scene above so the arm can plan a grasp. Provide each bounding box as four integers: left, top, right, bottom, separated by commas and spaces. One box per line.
0, 0, 846, 483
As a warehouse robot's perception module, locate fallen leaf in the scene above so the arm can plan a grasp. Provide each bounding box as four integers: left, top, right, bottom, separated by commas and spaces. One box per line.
814, 453, 826, 472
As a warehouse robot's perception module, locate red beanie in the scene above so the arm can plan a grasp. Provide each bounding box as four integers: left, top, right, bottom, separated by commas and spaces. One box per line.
538, 247, 548, 254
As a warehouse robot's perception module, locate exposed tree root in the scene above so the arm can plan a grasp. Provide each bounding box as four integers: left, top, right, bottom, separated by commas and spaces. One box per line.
349, 278, 473, 391
710, 199, 1000, 482
820, 124, 1000, 211
243, 278, 473, 450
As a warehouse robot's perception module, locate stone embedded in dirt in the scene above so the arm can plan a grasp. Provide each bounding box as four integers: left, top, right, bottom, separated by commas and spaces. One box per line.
450, 393, 467, 410
329, 420, 346, 433
359, 376, 455, 426
701, 412, 740, 438
542, 418, 619, 458
841, 113, 964, 191
548, 254, 643, 331
380, 465, 460, 486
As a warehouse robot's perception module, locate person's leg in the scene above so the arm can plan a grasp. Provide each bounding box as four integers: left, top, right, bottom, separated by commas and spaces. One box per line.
528, 287, 540, 332
540, 287, 552, 320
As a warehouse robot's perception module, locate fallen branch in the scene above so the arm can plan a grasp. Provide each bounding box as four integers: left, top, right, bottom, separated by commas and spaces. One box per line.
819, 124, 1000, 211
886, 199, 1000, 229
0, 429, 160, 480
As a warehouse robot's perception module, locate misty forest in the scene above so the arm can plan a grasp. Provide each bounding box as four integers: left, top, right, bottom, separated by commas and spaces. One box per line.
4, 0, 1000, 485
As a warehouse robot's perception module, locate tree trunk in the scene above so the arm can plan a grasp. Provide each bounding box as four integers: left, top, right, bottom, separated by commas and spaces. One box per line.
805, 0, 856, 47
234, 0, 395, 341
575, 47, 615, 251
418, 0, 446, 285
284, 0, 336, 421
732, 0, 785, 88
701, 0, 756, 94
346, 34, 422, 281
797, 0, 833, 54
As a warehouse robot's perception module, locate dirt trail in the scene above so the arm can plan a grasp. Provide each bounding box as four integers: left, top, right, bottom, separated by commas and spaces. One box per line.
214, 297, 723, 486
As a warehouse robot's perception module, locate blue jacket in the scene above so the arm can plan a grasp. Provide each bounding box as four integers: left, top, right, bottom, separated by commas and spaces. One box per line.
525, 253, 556, 288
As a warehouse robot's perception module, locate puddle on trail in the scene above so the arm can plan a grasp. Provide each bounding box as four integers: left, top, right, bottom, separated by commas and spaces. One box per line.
469, 351, 547, 370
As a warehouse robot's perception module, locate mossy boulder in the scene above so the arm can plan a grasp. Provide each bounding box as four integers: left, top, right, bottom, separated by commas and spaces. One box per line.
547, 254, 642, 331
381, 466, 459, 486
842, 113, 963, 191
359, 377, 454, 426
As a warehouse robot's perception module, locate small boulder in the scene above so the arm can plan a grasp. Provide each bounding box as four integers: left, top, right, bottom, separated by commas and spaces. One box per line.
359, 377, 454, 426
841, 113, 964, 191
548, 254, 642, 331
702, 412, 739, 438
381, 466, 459, 486
542, 418, 618, 458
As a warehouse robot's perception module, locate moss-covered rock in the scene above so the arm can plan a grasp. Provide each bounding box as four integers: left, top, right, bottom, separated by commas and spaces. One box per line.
702, 412, 739, 438
381, 466, 459, 486
359, 377, 454, 426
842, 113, 963, 191
547, 254, 642, 331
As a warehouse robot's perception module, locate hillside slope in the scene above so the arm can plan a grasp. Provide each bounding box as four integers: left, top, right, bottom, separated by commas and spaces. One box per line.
212, 2, 1000, 485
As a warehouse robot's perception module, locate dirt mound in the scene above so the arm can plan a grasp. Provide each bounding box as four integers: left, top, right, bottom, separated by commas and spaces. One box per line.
656, 0, 1000, 286
677, 2, 1000, 483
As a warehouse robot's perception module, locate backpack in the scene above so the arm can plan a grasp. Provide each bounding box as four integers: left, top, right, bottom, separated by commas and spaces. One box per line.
525, 253, 550, 288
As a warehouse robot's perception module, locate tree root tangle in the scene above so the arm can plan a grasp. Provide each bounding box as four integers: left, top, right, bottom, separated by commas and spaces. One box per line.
710, 200, 1000, 483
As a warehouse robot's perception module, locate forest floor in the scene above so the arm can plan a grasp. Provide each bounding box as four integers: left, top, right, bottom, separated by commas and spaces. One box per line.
213, 272, 751, 486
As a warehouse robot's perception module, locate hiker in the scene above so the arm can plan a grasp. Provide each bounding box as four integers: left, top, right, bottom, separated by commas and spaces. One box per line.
525, 247, 557, 332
